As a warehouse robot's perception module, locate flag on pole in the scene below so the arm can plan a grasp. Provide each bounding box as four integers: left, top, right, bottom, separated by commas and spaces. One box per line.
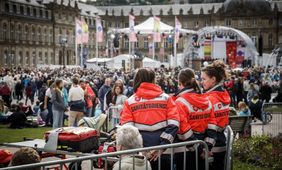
129, 14, 137, 42
160, 41, 165, 56
175, 17, 182, 43
75, 19, 82, 44
154, 16, 161, 42
81, 18, 89, 44
96, 16, 103, 43
149, 42, 154, 56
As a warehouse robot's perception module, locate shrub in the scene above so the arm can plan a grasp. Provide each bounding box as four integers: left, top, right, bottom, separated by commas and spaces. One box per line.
233, 134, 282, 169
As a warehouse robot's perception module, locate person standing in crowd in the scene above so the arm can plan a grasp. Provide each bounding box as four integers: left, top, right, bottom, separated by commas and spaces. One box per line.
201, 60, 231, 170
80, 79, 95, 117
249, 95, 263, 122
44, 80, 54, 127
51, 79, 67, 129
260, 81, 272, 103
120, 68, 179, 170
98, 78, 112, 113
110, 84, 128, 125
25, 82, 33, 105
174, 68, 216, 170
15, 80, 23, 102
236, 77, 244, 105
68, 77, 85, 127
247, 83, 259, 102
89, 79, 99, 117
0, 82, 11, 108
243, 77, 250, 103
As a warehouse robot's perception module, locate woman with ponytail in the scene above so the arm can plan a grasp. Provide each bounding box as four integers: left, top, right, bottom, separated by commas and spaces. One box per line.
201, 60, 231, 170
174, 68, 216, 170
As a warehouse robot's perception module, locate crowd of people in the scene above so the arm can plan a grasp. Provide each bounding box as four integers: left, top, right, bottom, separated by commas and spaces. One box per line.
0, 62, 281, 170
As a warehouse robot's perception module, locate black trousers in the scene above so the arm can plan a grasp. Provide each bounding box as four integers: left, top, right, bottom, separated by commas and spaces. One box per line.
210, 132, 226, 170
175, 150, 206, 170
210, 151, 226, 170
150, 154, 172, 170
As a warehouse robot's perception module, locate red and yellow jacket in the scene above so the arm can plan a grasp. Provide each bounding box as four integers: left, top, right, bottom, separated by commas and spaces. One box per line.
204, 84, 231, 131
174, 88, 216, 150
120, 82, 179, 147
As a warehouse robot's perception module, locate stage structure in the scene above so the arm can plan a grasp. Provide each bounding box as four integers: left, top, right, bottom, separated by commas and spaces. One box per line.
184, 26, 258, 70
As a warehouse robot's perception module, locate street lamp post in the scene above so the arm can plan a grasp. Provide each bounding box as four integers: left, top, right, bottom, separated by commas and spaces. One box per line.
60, 37, 68, 66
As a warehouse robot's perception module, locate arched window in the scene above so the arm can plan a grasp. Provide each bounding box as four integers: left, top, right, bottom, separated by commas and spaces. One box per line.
26, 51, 29, 65
49, 28, 52, 43
32, 26, 36, 41
10, 23, 15, 40
17, 24, 22, 41
44, 28, 47, 42
32, 51, 36, 65
24, 25, 29, 41
268, 33, 273, 48
38, 27, 41, 42
45, 52, 48, 64
3, 23, 7, 40
19, 51, 23, 65
4, 50, 8, 65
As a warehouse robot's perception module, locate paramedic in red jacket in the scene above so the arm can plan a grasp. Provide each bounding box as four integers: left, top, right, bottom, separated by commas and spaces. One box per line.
174, 68, 216, 170
120, 68, 179, 170
201, 60, 231, 170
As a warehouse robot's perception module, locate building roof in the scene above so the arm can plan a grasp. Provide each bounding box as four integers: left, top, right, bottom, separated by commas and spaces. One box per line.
223, 0, 272, 13
97, 3, 224, 16
8, 0, 282, 18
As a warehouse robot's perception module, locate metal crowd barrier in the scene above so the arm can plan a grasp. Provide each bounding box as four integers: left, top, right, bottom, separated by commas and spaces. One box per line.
2, 140, 210, 170
261, 102, 282, 137
225, 126, 234, 170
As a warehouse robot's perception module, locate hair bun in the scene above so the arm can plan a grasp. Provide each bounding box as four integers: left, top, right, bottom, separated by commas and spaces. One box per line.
212, 60, 226, 70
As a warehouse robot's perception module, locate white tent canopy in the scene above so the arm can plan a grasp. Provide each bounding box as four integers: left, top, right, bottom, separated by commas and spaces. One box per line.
115, 17, 196, 34
143, 57, 161, 68
87, 58, 111, 63
107, 54, 135, 69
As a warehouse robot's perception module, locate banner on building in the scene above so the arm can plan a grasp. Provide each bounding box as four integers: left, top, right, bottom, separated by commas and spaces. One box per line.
81, 18, 89, 44
154, 16, 161, 42
175, 17, 182, 43
75, 19, 82, 44
226, 41, 237, 68
204, 41, 212, 59
96, 16, 103, 42
129, 14, 137, 42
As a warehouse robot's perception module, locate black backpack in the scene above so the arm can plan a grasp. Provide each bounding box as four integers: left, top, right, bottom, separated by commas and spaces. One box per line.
38, 87, 47, 102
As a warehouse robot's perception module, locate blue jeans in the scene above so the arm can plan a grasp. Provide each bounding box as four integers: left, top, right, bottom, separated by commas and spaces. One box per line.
52, 106, 64, 129
46, 102, 53, 125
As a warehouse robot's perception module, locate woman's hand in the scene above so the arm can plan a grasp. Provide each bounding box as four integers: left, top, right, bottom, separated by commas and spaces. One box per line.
146, 150, 164, 161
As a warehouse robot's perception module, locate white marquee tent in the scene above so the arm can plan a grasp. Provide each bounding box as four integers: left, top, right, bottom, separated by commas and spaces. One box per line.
115, 17, 196, 35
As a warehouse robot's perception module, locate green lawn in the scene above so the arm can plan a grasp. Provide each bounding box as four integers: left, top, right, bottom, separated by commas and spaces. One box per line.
0, 124, 51, 144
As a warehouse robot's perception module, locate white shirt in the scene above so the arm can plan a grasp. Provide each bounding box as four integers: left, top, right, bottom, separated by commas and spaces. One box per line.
45, 88, 52, 98
68, 85, 84, 102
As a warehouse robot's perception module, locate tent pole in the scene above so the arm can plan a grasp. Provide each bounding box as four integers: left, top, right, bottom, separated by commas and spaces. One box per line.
132, 42, 135, 69
96, 38, 98, 65
174, 36, 177, 68
153, 42, 155, 60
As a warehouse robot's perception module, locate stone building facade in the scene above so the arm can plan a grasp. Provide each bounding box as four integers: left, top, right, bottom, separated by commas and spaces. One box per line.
0, 0, 282, 67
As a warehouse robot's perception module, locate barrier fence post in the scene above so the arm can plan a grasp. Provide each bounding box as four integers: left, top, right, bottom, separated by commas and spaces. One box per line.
195, 144, 199, 170
158, 150, 161, 170
170, 148, 174, 170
